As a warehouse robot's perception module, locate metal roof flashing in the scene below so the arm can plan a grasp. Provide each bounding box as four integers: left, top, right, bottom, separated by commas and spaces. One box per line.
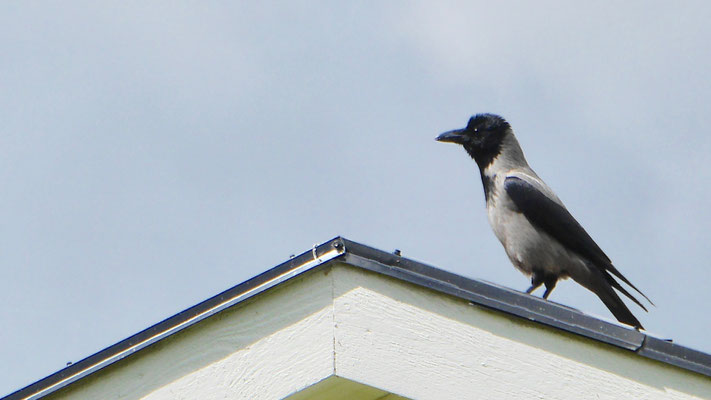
4, 237, 711, 399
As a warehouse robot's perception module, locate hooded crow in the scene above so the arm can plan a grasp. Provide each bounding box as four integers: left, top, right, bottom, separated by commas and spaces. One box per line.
436, 113, 652, 328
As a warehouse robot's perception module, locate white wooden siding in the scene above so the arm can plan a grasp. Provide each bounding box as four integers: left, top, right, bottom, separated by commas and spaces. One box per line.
46, 264, 711, 400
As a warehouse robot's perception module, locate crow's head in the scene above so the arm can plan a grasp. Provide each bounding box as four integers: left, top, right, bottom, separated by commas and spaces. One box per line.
436, 113, 512, 169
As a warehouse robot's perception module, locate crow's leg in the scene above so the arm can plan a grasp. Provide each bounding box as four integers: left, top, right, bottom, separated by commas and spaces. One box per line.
543, 275, 558, 299
526, 270, 545, 294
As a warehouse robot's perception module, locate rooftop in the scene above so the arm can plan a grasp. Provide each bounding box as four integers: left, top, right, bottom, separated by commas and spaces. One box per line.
5, 237, 711, 399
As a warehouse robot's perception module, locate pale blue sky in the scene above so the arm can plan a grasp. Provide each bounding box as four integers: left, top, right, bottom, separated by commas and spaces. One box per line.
2, 2, 710, 395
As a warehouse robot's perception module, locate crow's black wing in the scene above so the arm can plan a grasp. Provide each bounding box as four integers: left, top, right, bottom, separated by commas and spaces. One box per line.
504, 176, 609, 265
504, 176, 651, 306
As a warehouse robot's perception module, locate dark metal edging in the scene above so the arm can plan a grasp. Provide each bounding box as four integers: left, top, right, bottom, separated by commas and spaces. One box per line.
336, 238, 711, 378
2, 240, 346, 400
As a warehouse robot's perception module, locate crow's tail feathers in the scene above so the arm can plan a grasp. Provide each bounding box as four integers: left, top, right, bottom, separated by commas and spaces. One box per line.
578, 270, 644, 329
596, 282, 643, 329
604, 262, 654, 306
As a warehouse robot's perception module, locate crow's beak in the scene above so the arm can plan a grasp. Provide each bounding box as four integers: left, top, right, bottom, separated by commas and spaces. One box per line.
435, 128, 466, 144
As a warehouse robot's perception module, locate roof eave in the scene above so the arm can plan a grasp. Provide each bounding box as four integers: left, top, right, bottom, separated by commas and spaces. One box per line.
4, 236, 711, 400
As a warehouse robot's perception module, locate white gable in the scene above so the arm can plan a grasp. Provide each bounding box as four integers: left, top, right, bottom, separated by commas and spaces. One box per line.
43, 264, 710, 399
